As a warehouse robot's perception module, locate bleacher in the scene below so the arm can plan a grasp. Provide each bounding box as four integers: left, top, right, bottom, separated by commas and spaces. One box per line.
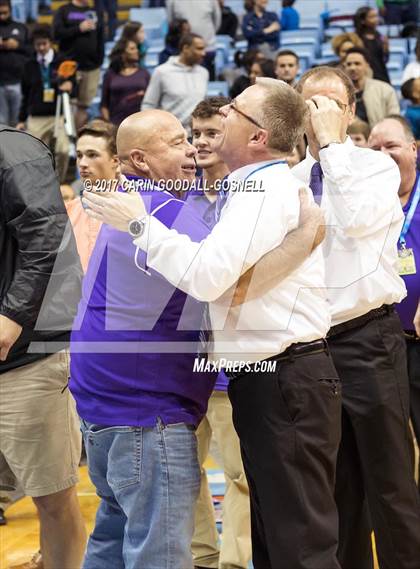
14, 0, 418, 113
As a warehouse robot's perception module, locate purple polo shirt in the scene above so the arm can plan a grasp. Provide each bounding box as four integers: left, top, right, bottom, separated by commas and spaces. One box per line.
396, 171, 420, 331
70, 178, 217, 427
187, 188, 229, 392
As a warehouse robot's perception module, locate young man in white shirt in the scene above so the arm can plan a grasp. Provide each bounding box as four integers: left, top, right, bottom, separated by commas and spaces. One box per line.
83, 79, 342, 569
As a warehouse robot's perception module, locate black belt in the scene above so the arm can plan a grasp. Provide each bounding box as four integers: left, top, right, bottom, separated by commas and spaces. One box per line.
327, 304, 394, 338
224, 338, 328, 381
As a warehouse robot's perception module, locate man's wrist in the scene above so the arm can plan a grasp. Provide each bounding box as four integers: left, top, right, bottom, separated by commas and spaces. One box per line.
319, 140, 342, 150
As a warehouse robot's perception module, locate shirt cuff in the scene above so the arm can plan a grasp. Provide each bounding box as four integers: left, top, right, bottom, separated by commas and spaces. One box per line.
319, 142, 350, 177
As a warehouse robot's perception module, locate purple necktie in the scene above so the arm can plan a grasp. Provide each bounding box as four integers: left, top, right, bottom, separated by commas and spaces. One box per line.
309, 162, 323, 204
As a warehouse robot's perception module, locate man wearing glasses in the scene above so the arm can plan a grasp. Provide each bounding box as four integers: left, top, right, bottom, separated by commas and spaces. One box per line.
84, 79, 343, 569
226, 67, 420, 569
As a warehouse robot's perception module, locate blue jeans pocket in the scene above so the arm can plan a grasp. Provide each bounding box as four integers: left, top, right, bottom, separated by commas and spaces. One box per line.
82, 422, 143, 490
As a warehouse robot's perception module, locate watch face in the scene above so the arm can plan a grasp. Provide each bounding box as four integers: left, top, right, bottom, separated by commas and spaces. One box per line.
129, 219, 144, 237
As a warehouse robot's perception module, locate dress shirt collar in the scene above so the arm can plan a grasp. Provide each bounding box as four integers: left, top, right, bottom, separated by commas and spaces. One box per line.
37, 48, 54, 66
228, 159, 287, 183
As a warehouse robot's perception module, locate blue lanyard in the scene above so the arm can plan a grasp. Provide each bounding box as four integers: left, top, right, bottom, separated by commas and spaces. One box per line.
399, 174, 420, 248
243, 160, 287, 182
40, 62, 51, 89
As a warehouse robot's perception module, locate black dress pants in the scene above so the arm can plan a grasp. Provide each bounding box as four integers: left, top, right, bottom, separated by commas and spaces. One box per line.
330, 310, 420, 569
406, 335, 420, 490
228, 349, 341, 569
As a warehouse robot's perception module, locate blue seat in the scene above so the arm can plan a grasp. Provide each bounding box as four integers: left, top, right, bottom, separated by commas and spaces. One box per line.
281, 29, 320, 42
321, 43, 334, 57
389, 68, 404, 89
409, 37, 417, 53
388, 51, 406, 69
130, 8, 168, 39
207, 81, 229, 97
389, 38, 408, 54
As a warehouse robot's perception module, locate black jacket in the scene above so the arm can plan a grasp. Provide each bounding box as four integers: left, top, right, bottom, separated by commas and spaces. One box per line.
19, 52, 78, 122
0, 18, 30, 85
53, 3, 104, 71
0, 126, 83, 374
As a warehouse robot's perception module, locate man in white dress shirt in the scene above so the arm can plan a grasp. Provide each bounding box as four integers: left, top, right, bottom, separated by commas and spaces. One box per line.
83, 79, 342, 569
218, 66, 420, 569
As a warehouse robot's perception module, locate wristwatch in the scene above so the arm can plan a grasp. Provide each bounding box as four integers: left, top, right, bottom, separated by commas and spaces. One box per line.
128, 217, 147, 238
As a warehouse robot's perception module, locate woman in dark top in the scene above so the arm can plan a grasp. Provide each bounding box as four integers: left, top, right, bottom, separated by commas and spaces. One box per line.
101, 38, 150, 126
158, 18, 191, 65
354, 6, 390, 83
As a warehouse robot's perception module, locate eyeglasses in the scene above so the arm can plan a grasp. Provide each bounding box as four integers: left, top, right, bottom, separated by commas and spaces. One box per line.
228, 101, 265, 129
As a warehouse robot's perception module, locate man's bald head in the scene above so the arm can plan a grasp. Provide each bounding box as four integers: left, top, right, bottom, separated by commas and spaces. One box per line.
117, 110, 181, 163
116, 110, 197, 184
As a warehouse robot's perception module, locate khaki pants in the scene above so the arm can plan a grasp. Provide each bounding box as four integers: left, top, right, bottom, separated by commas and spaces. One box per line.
0, 351, 81, 498
192, 391, 251, 569
27, 115, 70, 182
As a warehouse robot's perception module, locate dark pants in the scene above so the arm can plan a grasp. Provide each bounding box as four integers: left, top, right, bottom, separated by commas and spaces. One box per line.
407, 335, 420, 489
330, 310, 420, 569
384, 1, 419, 24
95, 0, 118, 41
228, 348, 341, 569
203, 51, 216, 81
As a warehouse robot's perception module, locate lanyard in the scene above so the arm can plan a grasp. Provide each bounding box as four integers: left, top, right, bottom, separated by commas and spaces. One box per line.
399, 174, 420, 248
40, 62, 51, 89
243, 160, 287, 182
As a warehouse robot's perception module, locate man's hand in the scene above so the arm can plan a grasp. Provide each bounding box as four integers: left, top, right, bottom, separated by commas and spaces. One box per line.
16, 122, 25, 131
2, 38, 19, 50
82, 189, 147, 231
306, 95, 345, 149
263, 21, 280, 33
414, 300, 420, 337
298, 188, 326, 250
0, 315, 22, 362
79, 19, 96, 33
59, 80, 73, 93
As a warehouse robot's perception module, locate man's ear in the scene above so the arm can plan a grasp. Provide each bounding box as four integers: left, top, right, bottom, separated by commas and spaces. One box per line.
249, 128, 268, 148
130, 148, 149, 176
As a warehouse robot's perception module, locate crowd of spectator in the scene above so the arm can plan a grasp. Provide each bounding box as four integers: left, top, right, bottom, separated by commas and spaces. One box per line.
0, 0, 418, 180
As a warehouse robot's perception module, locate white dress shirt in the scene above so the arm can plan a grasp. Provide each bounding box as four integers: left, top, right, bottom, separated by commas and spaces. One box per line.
37, 48, 54, 67
135, 160, 330, 364
292, 137, 406, 326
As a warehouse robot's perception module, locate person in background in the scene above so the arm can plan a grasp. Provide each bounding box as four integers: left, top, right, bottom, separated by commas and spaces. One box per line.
159, 17, 190, 65
331, 32, 365, 68
225, 48, 263, 92
402, 38, 420, 83
69, 119, 118, 272
369, 114, 420, 491
23, 0, 39, 23
16, 24, 74, 183
142, 33, 208, 131
354, 6, 390, 83
242, 0, 280, 59
343, 47, 399, 127
280, 0, 300, 31
166, 0, 221, 80
0, 0, 29, 127
189, 96, 252, 569
347, 117, 371, 147
100, 38, 150, 126
401, 77, 420, 140
275, 49, 299, 85
217, 0, 238, 40
53, 0, 104, 130
121, 21, 148, 66
94, 0, 117, 42
377, 0, 419, 25
229, 51, 270, 97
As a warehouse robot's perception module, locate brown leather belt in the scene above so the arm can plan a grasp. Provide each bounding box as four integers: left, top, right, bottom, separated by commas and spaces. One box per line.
224, 338, 328, 381
327, 304, 394, 338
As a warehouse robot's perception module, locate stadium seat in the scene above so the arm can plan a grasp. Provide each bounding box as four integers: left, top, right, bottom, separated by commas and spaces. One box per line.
409, 37, 417, 53
321, 43, 335, 58
207, 81, 229, 97
388, 51, 406, 69
130, 8, 168, 40
281, 29, 320, 43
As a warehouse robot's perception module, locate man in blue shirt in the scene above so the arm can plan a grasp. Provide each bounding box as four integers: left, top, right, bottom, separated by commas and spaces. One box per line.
242, 0, 280, 58
369, 114, 420, 489
280, 0, 300, 31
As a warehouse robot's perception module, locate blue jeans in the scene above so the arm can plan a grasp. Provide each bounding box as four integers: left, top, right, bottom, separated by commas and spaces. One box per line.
94, 0, 118, 41
0, 84, 22, 126
384, 1, 418, 24
80, 418, 200, 569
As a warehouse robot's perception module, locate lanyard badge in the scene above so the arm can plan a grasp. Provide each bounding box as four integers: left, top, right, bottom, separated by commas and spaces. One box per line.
398, 175, 420, 276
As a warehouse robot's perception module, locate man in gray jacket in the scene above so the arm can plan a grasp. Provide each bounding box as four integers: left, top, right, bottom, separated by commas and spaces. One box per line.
344, 47, 400, 127
142, 33, 209, 131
